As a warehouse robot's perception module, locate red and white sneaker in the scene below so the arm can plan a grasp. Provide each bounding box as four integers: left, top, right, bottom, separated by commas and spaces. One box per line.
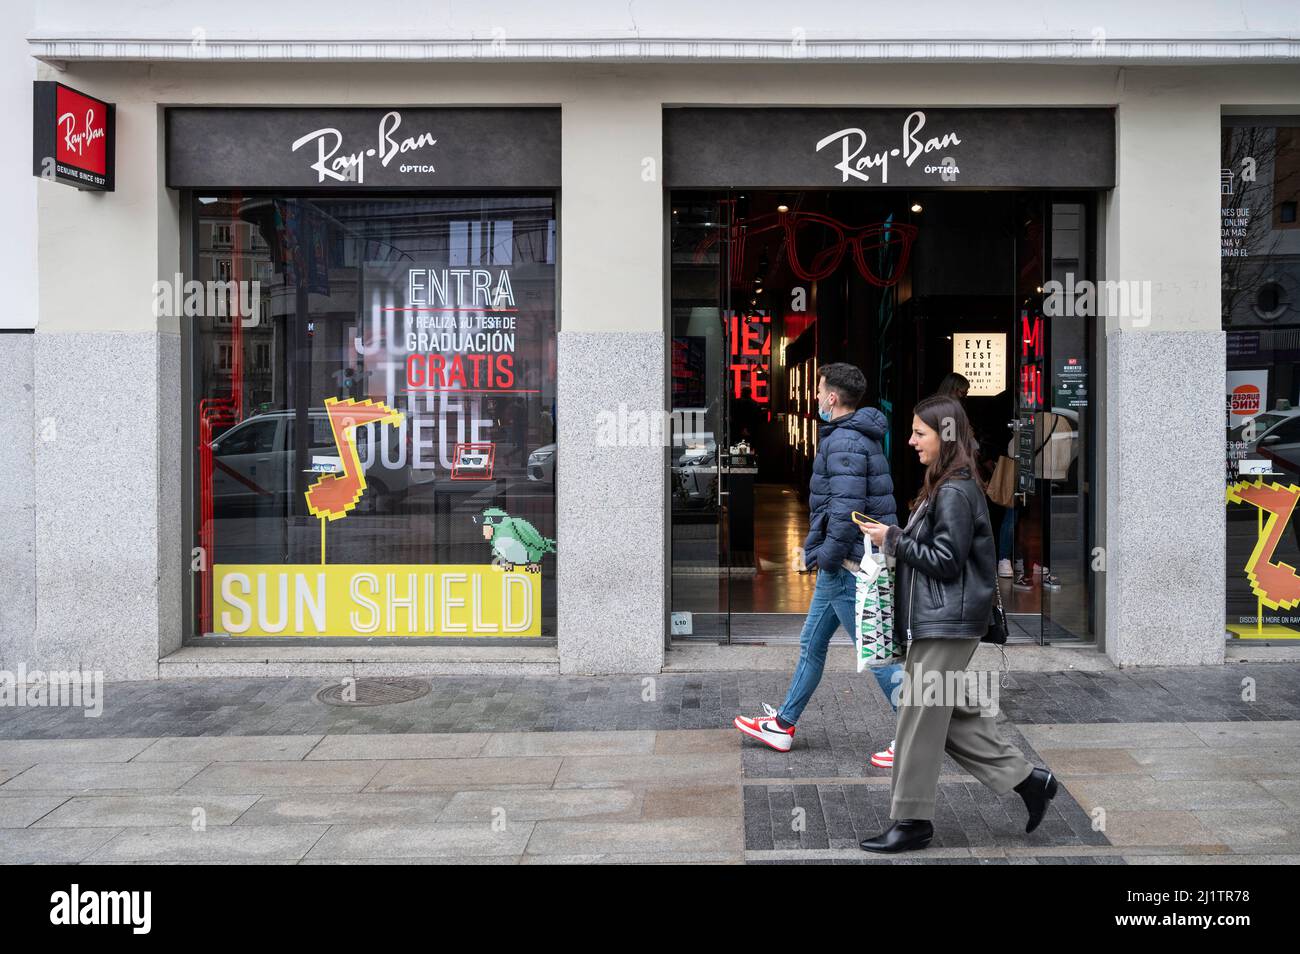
870, 739, 895, 769
734, 703, 795, 752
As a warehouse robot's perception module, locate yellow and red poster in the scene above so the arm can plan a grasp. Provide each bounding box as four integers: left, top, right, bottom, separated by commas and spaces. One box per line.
212, 564, 540, 637
198, 225, 558, 639
1226, 479, 1300, 638
211, 396, 547, 637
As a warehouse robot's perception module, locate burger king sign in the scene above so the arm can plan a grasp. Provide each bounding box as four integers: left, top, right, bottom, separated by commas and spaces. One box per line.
1228, 370, 1269, 420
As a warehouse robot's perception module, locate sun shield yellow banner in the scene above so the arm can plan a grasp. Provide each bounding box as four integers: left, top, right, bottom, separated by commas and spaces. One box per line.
213, 564, 541, 637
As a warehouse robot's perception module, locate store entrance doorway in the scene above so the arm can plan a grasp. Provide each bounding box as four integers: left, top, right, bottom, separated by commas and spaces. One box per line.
668, 189, 1096, 645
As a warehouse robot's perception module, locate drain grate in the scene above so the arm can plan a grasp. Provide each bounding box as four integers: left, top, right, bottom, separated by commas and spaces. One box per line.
315, 678, 432, 707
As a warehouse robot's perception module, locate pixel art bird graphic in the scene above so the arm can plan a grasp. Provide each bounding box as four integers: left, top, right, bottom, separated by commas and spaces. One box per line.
474, 507, 557, 573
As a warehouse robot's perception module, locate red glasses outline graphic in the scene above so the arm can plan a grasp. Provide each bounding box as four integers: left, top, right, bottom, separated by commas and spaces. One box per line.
692, 210, 917, 288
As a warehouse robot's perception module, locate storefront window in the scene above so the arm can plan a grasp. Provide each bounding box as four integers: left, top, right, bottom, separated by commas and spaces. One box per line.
187, 195, 557, 639
669, 188, 1094, 643
1223, 119, 1300, 638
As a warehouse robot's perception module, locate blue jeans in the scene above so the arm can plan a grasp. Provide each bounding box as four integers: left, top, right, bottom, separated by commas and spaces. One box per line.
777, 564, 905, 725
999, 506, 1015, 561
871, 661, 906, 713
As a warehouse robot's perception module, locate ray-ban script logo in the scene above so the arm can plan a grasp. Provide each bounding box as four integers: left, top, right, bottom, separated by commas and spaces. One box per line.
816, 110, 962, 185
57, 108, 105, 157
292, 110, 437, 184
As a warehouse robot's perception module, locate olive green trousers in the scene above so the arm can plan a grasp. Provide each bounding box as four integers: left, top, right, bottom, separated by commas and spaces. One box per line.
889, 637, 1034, 821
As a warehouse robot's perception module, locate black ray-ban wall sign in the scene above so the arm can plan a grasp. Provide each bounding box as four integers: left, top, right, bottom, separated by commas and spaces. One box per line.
33, 81, 116, 192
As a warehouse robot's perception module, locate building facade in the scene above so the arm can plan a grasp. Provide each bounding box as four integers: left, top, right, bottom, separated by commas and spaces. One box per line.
3, 2, 1300, 680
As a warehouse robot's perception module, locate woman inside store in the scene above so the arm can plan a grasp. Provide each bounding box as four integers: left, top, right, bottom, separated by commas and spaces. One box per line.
857, 394, 1058, 852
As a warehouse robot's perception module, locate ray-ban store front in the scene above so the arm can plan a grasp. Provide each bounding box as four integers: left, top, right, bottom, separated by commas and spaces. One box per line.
664, 107, 1111, 648
168, 108, 560, 646
20, 56, 1270, 681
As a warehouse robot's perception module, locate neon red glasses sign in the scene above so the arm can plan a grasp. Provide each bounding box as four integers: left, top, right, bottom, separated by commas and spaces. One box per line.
730, 313, 770, 402
694, 212, 917, 289
1019, 310, 1045, 411
32, 81, 115, 191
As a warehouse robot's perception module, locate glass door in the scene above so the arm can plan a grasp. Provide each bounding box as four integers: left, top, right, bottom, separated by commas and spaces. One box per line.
1042, 199, 1095, 641
670, 188, 910, 644
721, 194, 811, 642
1000, 195, 1046, 641
669, 190, 825, 644
1003, 196, 1095, 643
669, 189, 1095, 646
668, 194, 734, 640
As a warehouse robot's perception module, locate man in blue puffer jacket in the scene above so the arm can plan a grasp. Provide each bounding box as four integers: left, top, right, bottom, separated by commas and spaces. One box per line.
734, 362, 898, 752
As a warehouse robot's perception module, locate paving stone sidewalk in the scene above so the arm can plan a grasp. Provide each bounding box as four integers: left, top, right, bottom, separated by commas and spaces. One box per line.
1, 662, 1298, 864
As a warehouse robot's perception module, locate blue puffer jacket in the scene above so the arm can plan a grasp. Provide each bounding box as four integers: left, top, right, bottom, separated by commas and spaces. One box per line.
802, 406, 898, 570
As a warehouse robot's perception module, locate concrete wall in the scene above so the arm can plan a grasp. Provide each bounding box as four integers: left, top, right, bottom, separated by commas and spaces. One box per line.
8, 60, 1299, 677
28, 0, 1300, 52
0, 333, 37, 673
1, 2, 36, 328
0, 3, 39, 679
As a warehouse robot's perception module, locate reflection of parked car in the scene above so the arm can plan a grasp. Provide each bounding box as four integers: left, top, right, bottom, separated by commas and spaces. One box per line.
1229, 408, 1300, 478
211, 409, 426, 513
527, 443, 555, 482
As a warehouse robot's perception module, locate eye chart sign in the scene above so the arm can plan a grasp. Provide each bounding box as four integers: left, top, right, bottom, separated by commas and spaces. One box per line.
953, 333, 1006, 397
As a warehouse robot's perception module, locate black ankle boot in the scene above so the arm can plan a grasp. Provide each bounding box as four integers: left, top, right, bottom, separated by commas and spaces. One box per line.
1014, 767, 1059, 833
859, 819, 934, 853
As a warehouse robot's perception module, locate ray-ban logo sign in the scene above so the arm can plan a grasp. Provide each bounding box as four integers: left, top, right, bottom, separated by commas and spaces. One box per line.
816, 110, 963, 185
59, 104, 106, 161
32, 81, 115, 191
292, 109, 438, 184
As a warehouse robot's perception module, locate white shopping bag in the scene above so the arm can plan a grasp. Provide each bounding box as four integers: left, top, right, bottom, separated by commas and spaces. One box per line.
854, 544, 901, 672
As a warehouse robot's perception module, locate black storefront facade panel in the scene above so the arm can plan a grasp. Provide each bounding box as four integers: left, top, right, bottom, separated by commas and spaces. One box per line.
664, 107, 1115, 189
168, 106, 561, 190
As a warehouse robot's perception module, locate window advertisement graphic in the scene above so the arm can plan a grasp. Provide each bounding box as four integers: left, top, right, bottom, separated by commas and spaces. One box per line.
191, 195, 557, 638
1222, 120, 1300, 637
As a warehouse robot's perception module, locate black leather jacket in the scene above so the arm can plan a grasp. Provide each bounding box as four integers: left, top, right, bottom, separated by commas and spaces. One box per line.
883, 471, 996, 641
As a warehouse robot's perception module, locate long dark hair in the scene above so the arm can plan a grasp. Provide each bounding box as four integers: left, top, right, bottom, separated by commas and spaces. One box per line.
910, 394, 985, 509
935, 372, 970, 398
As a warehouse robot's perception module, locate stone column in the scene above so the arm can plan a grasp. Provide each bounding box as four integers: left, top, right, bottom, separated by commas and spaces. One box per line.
1103, 80, 1225, 667
556, 90, 666, 674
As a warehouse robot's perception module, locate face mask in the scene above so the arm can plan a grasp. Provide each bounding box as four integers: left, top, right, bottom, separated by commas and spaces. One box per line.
818, 400, 833, 423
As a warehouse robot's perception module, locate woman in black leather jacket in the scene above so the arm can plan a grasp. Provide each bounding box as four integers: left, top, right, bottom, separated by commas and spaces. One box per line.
858, 394, 1058, 853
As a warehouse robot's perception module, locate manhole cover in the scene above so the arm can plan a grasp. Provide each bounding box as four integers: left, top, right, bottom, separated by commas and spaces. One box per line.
315, 678, 432, 707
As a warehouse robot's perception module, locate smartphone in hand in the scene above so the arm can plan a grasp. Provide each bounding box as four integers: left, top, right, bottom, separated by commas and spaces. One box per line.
851, 511, 882, 528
